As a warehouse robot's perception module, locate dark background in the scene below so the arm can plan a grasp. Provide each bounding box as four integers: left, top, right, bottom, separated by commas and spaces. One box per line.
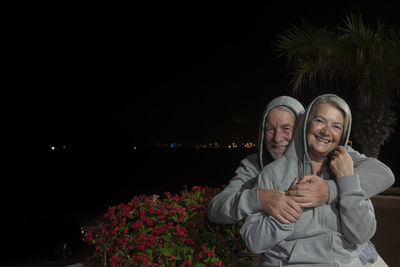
2, 2, 400, 265
4, 2, 400, 147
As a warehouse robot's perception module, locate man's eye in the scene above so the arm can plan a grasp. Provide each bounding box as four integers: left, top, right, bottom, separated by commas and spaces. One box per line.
283, 128, 292, 133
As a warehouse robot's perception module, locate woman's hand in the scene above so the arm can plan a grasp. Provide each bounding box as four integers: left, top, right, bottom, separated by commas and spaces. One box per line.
329, 146, 354, 178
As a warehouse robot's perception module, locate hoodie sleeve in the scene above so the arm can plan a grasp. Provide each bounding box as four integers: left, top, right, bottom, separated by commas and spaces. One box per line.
207, 155, 262, 224
240, 169, 294, 253
337, 173, 377, 244
327, 147, 394, 203
240, 211, 294, 254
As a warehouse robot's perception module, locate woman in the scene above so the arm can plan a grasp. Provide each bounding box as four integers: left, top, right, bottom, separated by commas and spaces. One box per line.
240, 94, 376, 267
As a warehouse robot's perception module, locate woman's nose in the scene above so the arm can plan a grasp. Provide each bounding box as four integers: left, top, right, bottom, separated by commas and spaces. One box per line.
320, 125, 329, 135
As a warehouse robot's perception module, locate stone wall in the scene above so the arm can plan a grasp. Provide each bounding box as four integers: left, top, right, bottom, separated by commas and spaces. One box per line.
371, 187, 400, 266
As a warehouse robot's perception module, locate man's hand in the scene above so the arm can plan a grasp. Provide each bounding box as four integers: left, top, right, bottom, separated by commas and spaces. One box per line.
286, 175, 329, 208
258, 189, 302, 224
329, 146, 354, 178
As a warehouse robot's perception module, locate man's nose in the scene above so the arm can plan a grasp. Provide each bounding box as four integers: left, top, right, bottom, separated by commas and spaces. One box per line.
273, 129, 284, 142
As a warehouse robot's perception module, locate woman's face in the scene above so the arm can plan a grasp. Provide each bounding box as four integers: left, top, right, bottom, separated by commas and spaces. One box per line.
306, 102, 344, 161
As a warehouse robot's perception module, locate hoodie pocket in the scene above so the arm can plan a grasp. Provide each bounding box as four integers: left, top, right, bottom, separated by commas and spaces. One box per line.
286, 233, 330, 264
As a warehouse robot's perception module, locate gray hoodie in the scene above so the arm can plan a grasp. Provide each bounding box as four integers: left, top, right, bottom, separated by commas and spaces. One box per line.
240, 94, 379, 266
207, 95, 393, 225
207, 96, 305, 223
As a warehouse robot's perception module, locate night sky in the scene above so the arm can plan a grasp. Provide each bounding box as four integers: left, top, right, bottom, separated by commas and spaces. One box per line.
3, 3, 400, 148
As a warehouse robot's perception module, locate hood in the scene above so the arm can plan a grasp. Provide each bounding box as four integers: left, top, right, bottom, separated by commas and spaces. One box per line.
257, 96, 305, 168
284, 94, 352, 172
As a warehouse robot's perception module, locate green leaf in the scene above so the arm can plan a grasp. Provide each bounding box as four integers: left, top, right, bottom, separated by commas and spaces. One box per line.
194, 264, 207, 267
160, 247, 171, 257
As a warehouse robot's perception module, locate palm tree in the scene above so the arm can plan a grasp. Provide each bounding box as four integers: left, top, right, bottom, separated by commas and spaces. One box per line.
275, 13, 400, 157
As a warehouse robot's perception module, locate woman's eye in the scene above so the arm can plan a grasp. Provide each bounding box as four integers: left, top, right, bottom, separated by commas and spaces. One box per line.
334, 125, 343, 130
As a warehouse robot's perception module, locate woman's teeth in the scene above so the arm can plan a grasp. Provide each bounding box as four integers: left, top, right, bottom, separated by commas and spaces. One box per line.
316, 136, 330, 143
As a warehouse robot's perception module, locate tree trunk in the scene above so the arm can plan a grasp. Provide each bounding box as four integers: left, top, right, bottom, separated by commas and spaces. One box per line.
359, 143, 380, 158
352, 104, 397, 158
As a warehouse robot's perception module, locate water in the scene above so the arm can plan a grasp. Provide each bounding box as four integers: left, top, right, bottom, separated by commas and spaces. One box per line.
2, 145, 398, 264
1, 147, 252, 264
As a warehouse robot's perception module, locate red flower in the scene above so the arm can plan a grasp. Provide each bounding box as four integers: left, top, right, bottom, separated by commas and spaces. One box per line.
83, 185, 250, 266
175, 226, 187, 237
154, 228, 164, 235
184, 238, 195, 245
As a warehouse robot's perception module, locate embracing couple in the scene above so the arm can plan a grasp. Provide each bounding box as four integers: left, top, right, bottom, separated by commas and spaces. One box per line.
208, 94, 394, 266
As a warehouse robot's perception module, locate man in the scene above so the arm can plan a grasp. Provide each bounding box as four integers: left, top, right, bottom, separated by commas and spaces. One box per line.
207, 95, 394, 266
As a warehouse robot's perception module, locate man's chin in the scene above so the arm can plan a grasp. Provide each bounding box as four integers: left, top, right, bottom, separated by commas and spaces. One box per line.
270, 150, 285, 159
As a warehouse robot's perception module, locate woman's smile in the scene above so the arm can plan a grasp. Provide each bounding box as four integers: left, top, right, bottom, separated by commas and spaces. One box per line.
307, 103, 344, 161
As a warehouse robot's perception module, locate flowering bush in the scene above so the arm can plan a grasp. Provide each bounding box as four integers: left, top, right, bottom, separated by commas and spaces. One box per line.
83, 185, 253, 266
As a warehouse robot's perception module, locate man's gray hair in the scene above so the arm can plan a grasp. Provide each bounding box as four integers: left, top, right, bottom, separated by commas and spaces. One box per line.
265, 105, 298, 129
274, 105, 296, 120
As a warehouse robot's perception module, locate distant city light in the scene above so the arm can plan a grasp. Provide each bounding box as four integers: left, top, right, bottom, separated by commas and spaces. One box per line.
48, 142, 256, 151
49, 144, 68, 152
228, 142, 238, 149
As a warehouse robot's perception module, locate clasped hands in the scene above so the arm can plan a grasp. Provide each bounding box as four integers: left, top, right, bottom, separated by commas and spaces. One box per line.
257, 146, 353, 224
258, 175, 329, 224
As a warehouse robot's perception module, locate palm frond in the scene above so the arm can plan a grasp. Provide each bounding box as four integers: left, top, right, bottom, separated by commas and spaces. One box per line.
274, 12, 400, 156
275, 22, 336, 65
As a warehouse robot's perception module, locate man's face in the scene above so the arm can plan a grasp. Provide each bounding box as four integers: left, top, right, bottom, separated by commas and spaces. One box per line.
264, 107, 296, 159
